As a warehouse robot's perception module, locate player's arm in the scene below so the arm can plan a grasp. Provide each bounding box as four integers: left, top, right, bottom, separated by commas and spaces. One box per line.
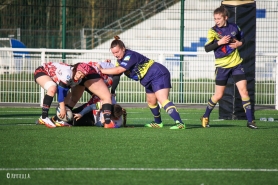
73, 102, 101, 120
98, 66, 126, 75
204, 28, 230, 52
57, 81, 70, 118
204, 42, 219, 52
111, 74, 121, 94
229, 27, 245, 49
229, 39, 243, 49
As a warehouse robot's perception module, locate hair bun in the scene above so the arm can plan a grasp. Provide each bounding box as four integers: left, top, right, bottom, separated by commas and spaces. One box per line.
114, 35, 120, 40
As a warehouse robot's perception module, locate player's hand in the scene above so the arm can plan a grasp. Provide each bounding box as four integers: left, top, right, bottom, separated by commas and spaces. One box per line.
73, 113, 82, 121
229, 39, 242, 49
59, 106, 66, 118
218, 35, 231, 45
95, 63, 101, 69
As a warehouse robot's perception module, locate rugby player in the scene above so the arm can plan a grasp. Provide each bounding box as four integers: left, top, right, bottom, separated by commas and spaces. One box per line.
97, 36, 185, 129
200, 5, 257, 129
34, 62, 90, 128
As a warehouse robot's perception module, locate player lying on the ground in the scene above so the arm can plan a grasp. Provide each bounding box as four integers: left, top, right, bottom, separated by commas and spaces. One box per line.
73, 98, 127, 128
34, 62, 90, 128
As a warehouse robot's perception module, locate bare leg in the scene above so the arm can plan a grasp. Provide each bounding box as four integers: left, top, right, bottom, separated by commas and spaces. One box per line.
68, 85, 85, 108
85, 78, 112, 125
84, 78, 112, 104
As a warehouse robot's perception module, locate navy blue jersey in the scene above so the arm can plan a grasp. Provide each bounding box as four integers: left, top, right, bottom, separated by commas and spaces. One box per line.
116, 49, 170, 90
116, 49, 154, 81
205, 21, 243, 68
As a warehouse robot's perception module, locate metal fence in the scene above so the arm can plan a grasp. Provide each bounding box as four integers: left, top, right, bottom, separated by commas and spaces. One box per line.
0, 0, 277, 108
0, 48, 277, 108
0, 0, 179, 49
0, 0, 277, 52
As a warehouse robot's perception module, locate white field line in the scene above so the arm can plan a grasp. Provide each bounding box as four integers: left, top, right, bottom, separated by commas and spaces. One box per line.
0, 168, 277, 172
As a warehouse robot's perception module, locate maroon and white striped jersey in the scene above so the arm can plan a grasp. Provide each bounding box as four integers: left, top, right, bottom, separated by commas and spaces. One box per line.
43, 62, 81, 87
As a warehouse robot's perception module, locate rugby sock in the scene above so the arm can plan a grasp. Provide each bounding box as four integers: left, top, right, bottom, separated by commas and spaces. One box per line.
148, 103, 162, 124
102, 103, 112, 124
162, 100, 182, 123
203, 97, 217, 118
42, 94, 53, 119
242, 97, 253, 122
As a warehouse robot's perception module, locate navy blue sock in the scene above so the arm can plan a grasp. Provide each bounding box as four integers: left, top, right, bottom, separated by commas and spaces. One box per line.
203, 97, 217, 118
148, 104, 162, 124
242, 97, 253, 122
162, 100, 182, 123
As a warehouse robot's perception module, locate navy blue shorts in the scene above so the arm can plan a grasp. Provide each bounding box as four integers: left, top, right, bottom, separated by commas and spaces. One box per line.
141, 63, 171, 93
215, 64, 246, 86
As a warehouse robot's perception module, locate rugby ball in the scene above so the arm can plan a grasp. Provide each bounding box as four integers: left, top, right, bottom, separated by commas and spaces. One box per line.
56, 106, 73, 122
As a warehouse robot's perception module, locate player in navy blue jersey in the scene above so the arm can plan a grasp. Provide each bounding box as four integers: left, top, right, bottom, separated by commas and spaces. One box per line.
201, 5, 257, 129
96, 35, 185, 129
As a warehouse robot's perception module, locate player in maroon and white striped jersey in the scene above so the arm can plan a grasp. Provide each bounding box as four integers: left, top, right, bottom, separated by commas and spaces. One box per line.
34, 62, 90, 128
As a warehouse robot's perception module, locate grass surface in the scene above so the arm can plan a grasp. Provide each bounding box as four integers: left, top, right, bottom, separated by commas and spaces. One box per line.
0, 107, 278, 185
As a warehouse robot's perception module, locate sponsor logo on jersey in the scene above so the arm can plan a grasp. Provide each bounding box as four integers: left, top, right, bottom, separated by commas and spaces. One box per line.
231, 31, 236, 37
121, 62, 127, 66
57, 70, 62, 76
67, 75, 71, 80
123, 56, 130, 61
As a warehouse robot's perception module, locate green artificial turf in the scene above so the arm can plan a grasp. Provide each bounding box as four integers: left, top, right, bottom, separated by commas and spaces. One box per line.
0, 107, 278, 185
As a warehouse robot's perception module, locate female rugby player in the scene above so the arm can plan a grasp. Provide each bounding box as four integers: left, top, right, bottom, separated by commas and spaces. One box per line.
97, 36, 185, 129
34, 62, 90, 128
200, 5, 257, 129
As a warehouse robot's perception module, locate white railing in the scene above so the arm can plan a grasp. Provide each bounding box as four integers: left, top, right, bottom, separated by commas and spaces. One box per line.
0, 48, 277, 109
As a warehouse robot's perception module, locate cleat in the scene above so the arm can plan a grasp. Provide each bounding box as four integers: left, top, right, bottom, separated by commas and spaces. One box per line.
104, 122, 116, 128
170, 121, 185, 130
51, 116, 71, 127
144, 121, 163, 128
37, 118, 45, 125
200, 116, 210, 128
39, 116, 56, 128
247, 121, 258, 129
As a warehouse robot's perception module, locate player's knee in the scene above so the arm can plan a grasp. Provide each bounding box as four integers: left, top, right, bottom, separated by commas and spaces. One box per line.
99, 95, 112, 104
44, 81, 57, 95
